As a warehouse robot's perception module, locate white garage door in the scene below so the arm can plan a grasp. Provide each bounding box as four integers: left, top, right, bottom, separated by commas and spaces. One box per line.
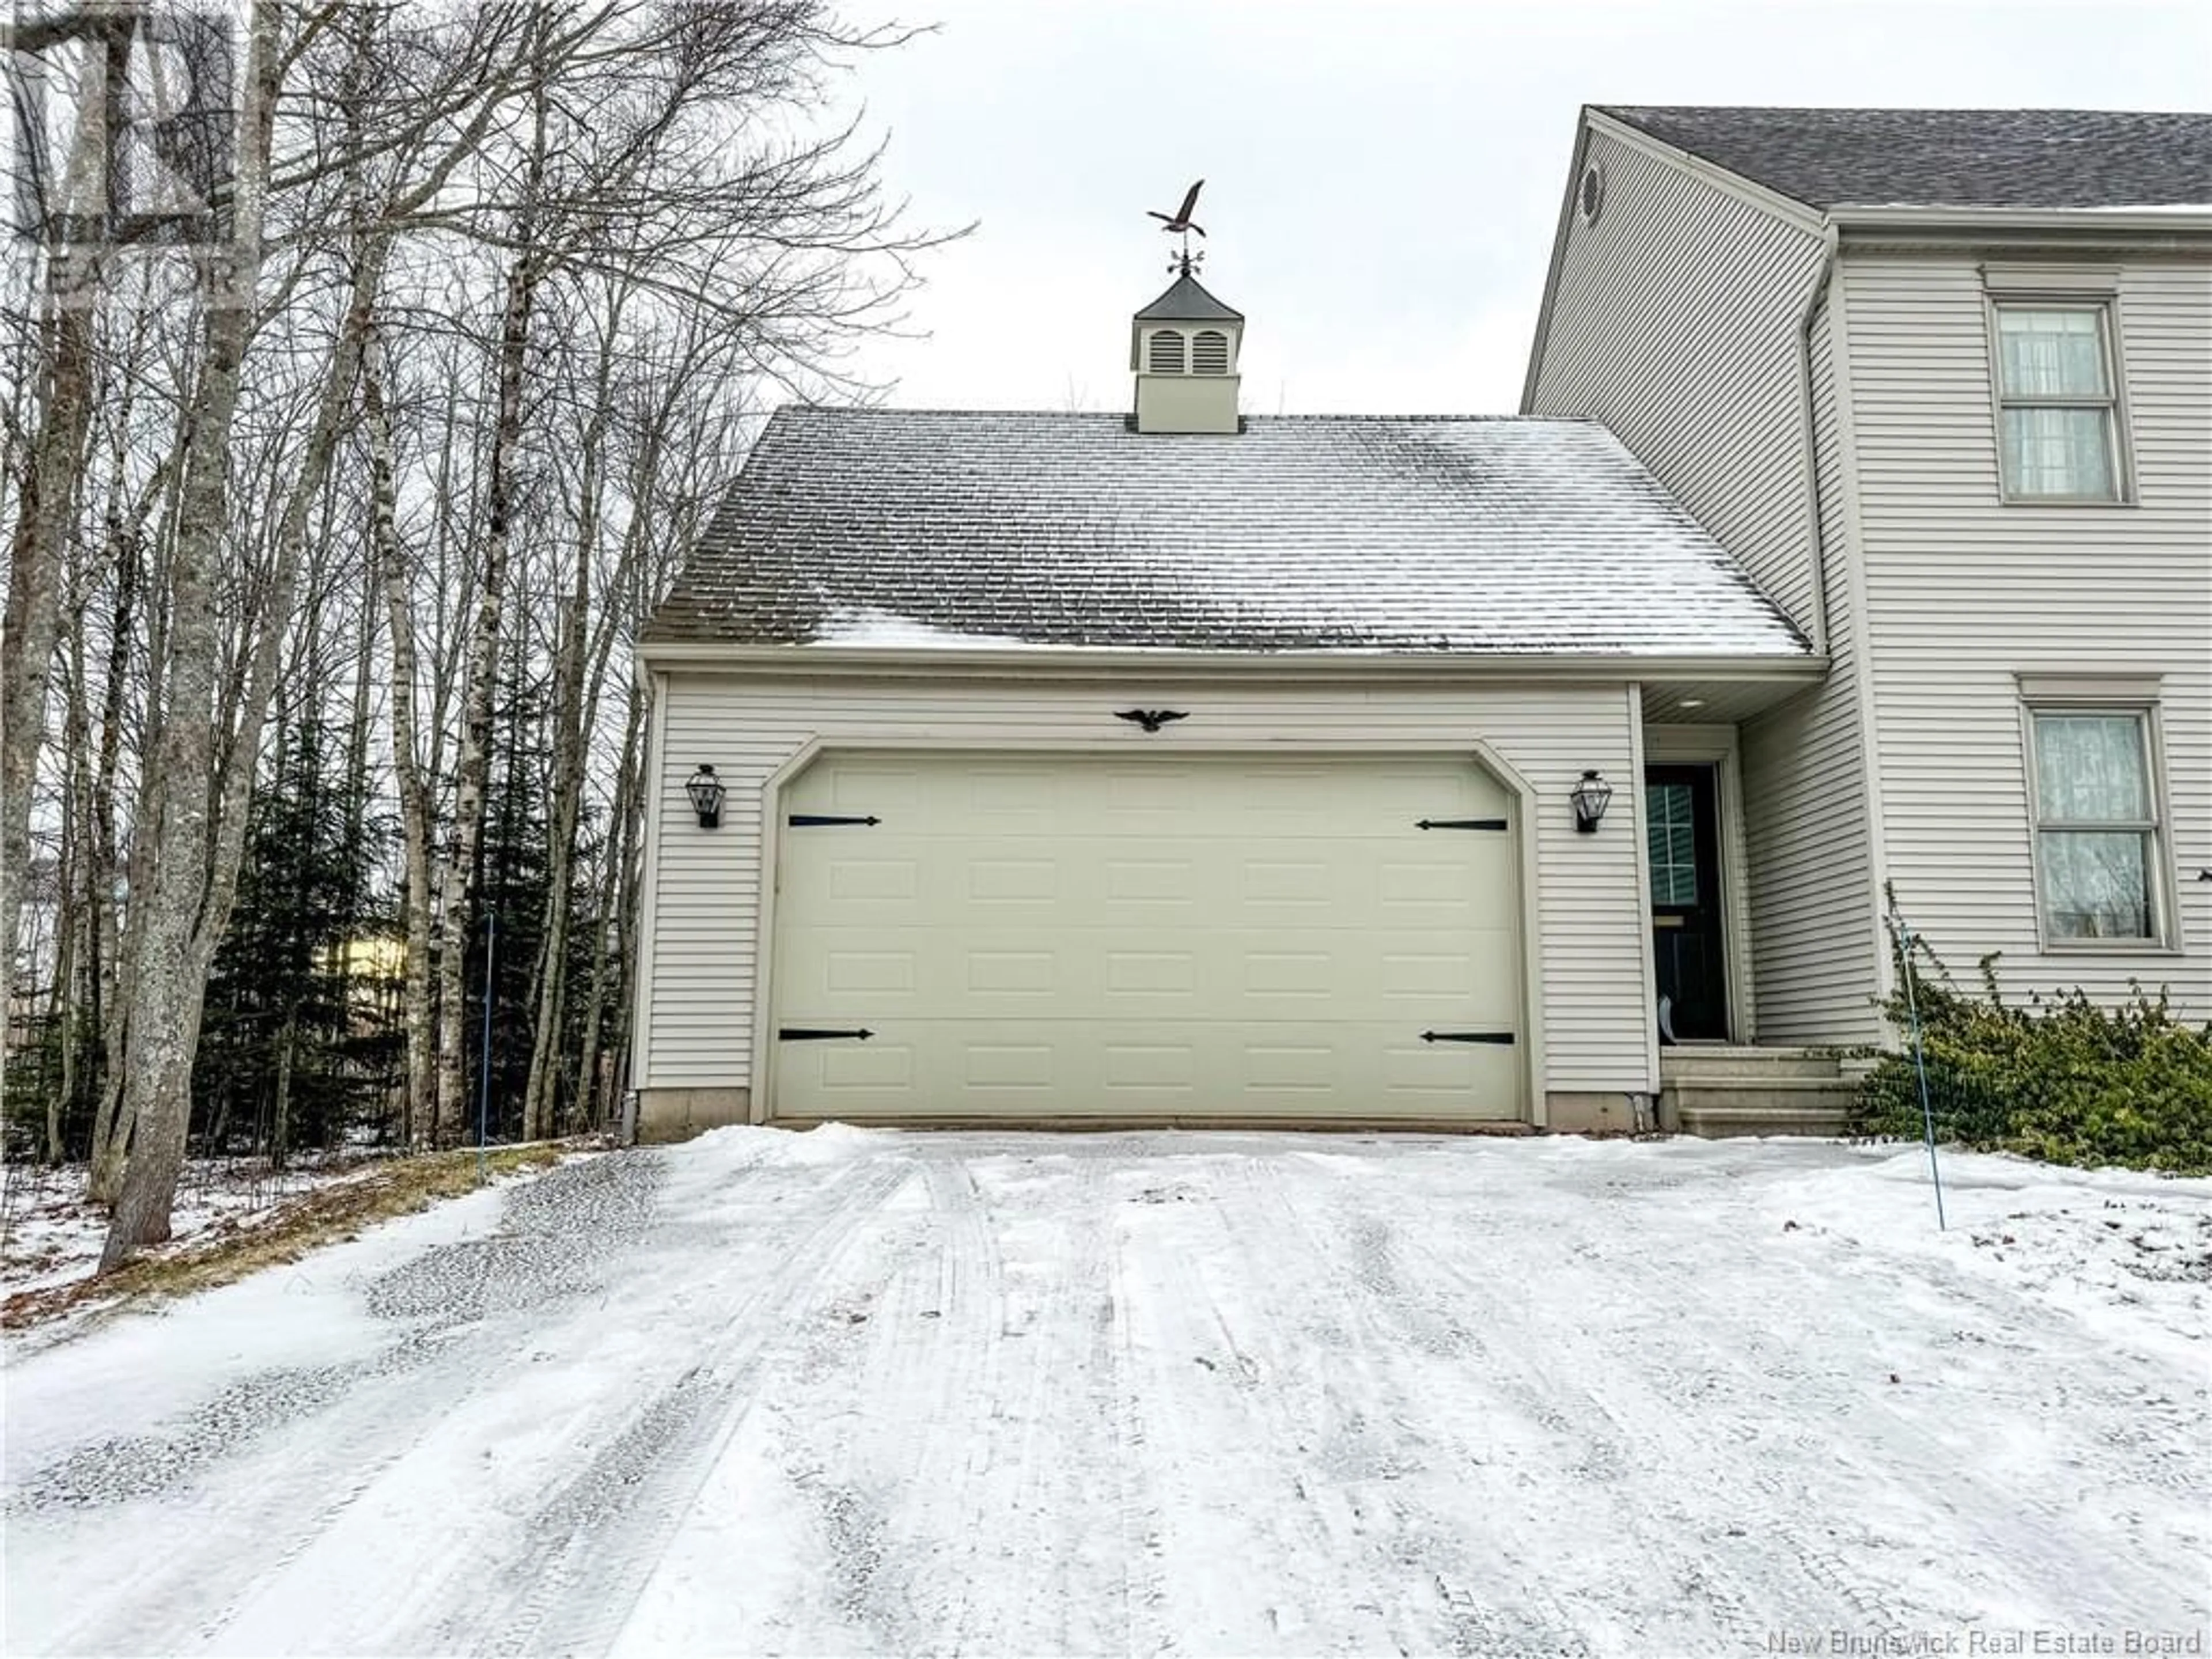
768, 752, 1524, 1123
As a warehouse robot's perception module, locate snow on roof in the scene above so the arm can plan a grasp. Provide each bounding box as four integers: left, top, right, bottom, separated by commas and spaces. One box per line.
642, 409, 1813, 659
815, 605, 1057, 651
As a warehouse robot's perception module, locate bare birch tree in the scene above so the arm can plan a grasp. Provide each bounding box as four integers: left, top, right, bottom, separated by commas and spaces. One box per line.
99, 0, 290, 1264
0, 0, 953, 1250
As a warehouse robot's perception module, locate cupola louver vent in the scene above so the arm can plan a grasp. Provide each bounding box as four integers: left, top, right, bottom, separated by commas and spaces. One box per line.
1131, 266, 1242, 434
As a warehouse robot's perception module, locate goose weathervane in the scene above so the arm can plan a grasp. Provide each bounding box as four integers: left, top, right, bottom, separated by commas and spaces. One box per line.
1149, 179, 1207, 274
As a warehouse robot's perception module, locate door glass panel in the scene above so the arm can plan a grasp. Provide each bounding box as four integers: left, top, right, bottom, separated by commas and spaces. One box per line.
1646, 782, 1698, 906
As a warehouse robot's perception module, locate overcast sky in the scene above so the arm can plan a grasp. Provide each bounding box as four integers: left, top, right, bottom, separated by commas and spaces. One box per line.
831, 0, 2210, 415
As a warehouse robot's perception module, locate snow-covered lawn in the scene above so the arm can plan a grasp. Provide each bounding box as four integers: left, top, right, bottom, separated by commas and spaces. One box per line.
4, 1128, 2206, 1657
1, 1153, 402, 1301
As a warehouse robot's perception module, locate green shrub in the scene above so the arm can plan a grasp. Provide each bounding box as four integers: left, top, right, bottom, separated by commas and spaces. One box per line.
1858, 931, 2212, 1176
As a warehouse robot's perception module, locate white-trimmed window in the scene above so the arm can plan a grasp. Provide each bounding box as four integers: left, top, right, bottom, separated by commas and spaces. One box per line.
1991, 303, 2124, 501
2028, 706, 2165, 943
1191, 329, 1229, 374
1146, 329, 1185, 374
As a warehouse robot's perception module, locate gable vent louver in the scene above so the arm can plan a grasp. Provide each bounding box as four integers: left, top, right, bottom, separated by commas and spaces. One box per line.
1147, 329, 1186, 374
1191, 329, 1229, 374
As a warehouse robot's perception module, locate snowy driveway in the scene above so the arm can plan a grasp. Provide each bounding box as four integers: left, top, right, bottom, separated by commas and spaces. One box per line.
5, 1128, 2207, 1658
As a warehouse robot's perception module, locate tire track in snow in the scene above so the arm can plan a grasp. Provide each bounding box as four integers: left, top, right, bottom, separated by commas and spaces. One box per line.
1367, 1157, 1914, 1645
11, 1153, 664, 1514
11, 1151, 670, 1658
771, 1142, 1137, 1657
67, 1150, 878, 1659
743, 1157, 960, 1650
1383, 1174, 1933, 1649
429, 1154, 919, 1658
865, 1150, 1028, 1652
1093, 1145, 1568, 1657
1238, 1150, 1605, 1656
1399, 1165, 2190, 1644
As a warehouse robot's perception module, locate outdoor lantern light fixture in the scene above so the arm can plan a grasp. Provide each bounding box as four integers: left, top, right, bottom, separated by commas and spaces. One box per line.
1570, 768, 1613, 834
685, 763, 725, 830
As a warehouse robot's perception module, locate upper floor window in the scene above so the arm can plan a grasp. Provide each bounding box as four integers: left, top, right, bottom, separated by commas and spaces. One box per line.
1992, 304, 2124, 502
1147, 329, 1185, 374
1191, 329, 1230, 375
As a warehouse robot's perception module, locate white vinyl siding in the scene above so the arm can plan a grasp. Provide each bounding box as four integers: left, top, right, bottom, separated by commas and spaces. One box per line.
1527, 126, 1829, 635
1846, 251, 2211, 1014
1991, 304, 2124, 501
1737, 303, 1884, 1045
637, 675, 1651, 1102
1526, 121, 1882, 1044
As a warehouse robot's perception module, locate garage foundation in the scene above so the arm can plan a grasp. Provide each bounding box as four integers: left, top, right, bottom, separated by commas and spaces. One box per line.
1542, 1091, 1652, 1135
634, 1086, 753, 1143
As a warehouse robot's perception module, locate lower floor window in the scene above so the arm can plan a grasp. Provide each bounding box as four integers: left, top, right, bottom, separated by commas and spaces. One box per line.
2030, 709, 2162, 942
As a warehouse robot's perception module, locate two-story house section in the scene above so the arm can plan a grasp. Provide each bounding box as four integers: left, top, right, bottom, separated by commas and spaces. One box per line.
1526, 107, 2212, 1050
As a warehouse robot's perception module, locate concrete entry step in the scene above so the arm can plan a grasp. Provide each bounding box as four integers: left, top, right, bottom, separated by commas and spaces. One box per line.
1659, 1046, 1846, 1081
1673, 1099, 1858, 1138
1658, 1047, 1858, 1137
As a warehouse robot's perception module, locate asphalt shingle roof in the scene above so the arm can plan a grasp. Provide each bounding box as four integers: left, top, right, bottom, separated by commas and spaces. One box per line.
641, 409, 1811, 658
1134, 272, 1244, 322
1598, 106, 2212, 211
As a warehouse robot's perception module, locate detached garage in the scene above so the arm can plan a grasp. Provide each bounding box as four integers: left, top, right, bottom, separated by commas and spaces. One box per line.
628, 266, 1820, 1138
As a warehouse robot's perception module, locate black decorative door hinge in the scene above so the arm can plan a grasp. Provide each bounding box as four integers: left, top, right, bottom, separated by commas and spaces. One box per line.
1114, 709, 1188, 733
779, 1027, 876, 1041
787, 813, 881, 827
1416, 818, 1508, 831
1419, 1030, 1516, 1044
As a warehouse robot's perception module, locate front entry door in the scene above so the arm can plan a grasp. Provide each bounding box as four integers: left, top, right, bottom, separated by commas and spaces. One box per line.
1645, 764, 1729, 1041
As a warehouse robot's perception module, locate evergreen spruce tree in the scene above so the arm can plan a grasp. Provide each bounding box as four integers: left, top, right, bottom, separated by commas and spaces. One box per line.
195, 715, 400, 1163
467, 658, 607, 1144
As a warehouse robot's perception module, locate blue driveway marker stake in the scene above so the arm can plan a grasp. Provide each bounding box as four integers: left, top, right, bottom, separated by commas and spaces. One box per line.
1895, 914, 1946, 1232
479, 910, 495, 1184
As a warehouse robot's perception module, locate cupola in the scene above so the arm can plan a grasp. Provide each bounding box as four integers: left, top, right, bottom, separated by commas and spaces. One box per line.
1130, 262, 1244, 435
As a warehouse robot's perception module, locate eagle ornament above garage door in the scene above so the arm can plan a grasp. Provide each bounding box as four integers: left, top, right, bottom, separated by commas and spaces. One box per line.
767, 752, 1525, 1123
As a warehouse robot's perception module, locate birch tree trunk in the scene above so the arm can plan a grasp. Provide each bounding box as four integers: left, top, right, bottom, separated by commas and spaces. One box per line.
431, 82, 547, 1147
430, 261, 532, 1145
3, 6, 143, 1050
3, 259, 96, 1024
520, 324, 615, 1140
84, 513, 142, 1203
101, 3, 282, 1268
362, 319, 436, 1145
579, 687, 646, 1131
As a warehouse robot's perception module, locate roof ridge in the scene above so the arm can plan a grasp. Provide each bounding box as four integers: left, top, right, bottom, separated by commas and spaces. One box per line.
777, 406, 1599, 425
1601, 103, 2212, 116
1592, 106, 2212, 212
